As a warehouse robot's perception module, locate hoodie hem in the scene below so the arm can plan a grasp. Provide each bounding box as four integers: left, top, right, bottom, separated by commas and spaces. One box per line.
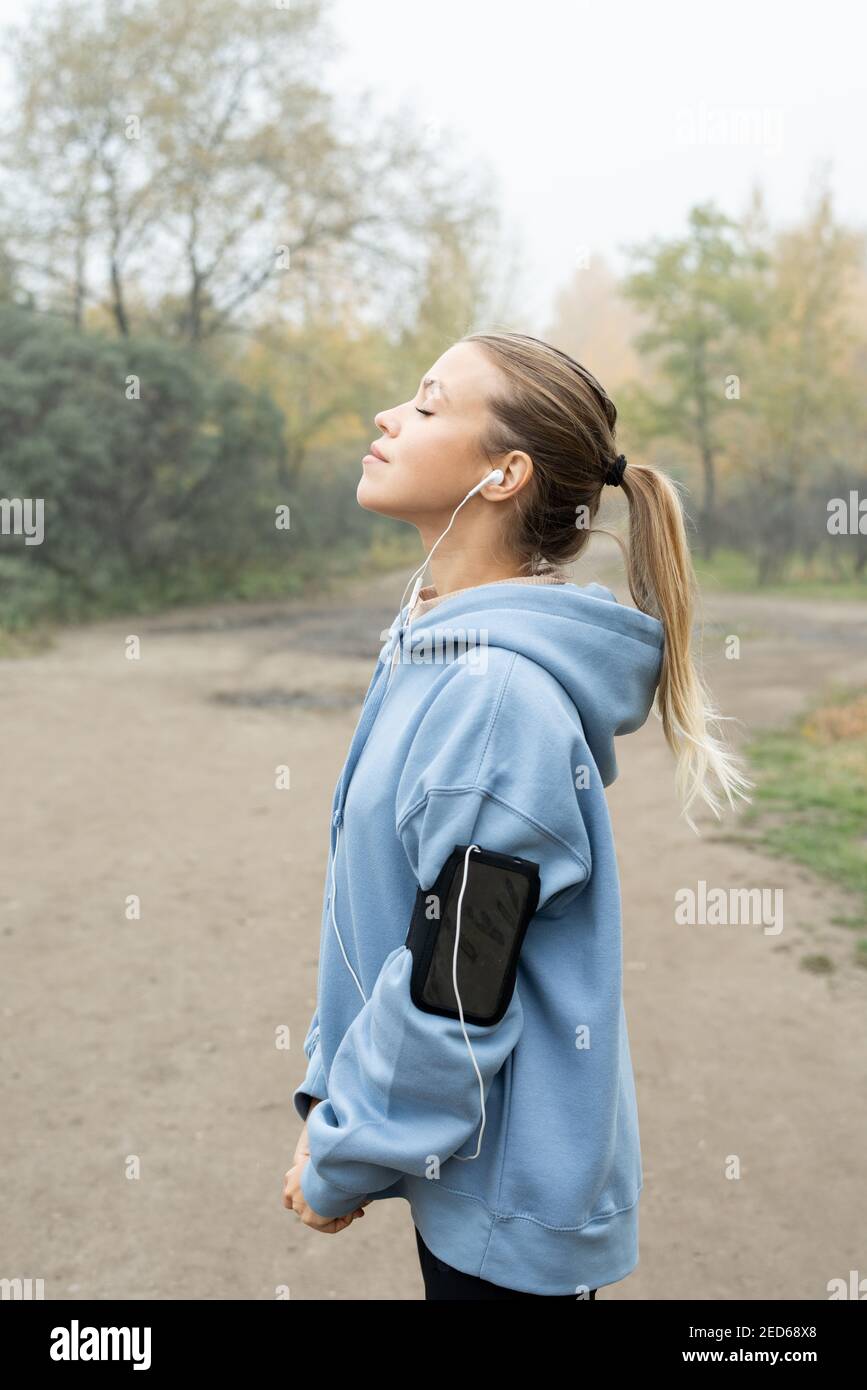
403, 1174, 641, 1295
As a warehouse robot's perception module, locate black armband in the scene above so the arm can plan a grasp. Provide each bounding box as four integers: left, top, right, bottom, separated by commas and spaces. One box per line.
404, 845, 541, 1026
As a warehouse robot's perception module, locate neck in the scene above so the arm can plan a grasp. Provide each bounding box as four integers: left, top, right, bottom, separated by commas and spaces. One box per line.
413, 501, 528, 601
424, 546, 528, 599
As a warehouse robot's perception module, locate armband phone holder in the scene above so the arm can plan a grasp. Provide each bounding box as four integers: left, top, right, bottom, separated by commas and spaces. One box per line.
405, 844, 541, 1026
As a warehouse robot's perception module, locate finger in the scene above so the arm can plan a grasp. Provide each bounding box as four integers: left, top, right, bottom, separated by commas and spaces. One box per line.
305, 1212, 347, 1234
325, 1216, 353, 1234
328, 1212, 362, 1233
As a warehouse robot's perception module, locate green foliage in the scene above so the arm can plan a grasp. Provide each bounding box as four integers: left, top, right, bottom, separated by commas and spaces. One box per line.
0, 305, 428, 630
0, 305, 286, 622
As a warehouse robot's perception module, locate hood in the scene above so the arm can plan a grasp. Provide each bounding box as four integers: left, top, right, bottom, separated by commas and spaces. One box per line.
397, 580, 664, 787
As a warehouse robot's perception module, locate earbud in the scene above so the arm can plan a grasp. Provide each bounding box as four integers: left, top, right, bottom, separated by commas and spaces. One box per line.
468, 468, 504, 497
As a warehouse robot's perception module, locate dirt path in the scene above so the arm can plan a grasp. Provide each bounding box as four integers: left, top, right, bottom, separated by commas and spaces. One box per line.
3, 551, 866, 1300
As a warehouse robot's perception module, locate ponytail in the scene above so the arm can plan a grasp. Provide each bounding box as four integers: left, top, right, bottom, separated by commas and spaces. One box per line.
619, 460, 753, 831
460, 328, 753, 833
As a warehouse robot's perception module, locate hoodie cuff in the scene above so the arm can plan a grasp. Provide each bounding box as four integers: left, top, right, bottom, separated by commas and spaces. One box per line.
292, 1042, 328, 1123
300, 1153, 368, 1220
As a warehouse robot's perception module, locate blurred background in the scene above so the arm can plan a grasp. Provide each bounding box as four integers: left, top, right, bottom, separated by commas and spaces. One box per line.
1, 0, 865, 1301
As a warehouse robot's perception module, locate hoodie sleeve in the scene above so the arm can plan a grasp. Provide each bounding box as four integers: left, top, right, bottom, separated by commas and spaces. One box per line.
298, 653, 594, 1219
293, 1009, 329, 1123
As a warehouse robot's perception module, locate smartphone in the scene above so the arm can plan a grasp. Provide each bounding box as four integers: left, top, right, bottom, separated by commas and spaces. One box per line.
405, 844, 541, 1026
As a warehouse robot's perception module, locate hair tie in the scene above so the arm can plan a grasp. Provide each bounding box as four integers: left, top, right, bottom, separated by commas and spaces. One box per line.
603, 453, 627, 487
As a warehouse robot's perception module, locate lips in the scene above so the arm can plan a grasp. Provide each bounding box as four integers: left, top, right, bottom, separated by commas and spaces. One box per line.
368, 441, 388, 462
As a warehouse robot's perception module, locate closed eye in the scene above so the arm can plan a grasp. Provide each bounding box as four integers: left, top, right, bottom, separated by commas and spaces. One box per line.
416, 407, 434, 416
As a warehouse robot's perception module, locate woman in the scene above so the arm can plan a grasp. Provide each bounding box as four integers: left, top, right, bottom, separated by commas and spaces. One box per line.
282, 330, 750, 1298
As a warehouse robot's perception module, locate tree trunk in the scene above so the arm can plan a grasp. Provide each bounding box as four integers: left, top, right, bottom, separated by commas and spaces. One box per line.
110, 257, 129, 337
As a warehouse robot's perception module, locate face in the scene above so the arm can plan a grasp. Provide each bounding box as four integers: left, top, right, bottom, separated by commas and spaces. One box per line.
357, 341, 507, 528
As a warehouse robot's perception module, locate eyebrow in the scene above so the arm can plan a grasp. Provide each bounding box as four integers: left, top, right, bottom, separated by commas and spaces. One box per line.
421, 375, 449, 403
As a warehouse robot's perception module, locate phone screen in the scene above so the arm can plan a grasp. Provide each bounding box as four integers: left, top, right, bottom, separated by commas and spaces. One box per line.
422, 857, 534, 1019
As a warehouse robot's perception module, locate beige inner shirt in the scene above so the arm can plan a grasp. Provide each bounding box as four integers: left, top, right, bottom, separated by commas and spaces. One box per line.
408, 572, 567, 621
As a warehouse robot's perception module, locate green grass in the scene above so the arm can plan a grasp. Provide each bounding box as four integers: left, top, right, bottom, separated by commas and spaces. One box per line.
739, 688, 867, 942
694, 547, 867, 601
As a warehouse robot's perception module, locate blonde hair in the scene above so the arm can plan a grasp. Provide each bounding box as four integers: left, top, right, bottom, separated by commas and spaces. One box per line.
462, 329, 752, 832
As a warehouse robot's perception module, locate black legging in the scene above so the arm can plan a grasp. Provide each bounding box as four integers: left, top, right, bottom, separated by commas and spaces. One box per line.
414, 1225, 598, 1301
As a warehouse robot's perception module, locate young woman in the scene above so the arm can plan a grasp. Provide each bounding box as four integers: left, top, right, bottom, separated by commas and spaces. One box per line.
282, 330, 750, 1299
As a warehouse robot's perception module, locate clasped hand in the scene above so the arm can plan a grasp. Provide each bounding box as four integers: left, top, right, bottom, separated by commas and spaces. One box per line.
282, 1098, 368, 1233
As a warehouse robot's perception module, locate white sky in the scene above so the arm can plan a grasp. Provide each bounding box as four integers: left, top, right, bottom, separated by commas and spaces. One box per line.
330, 0, 867, 324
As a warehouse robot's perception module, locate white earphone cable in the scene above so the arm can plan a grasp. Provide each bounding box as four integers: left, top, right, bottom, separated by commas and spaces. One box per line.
329, 822, 367, 1005
331, 466, 505, 1147
328, 830, 488, 1159
450, 843, 487, 1161
393, 469, 504, 666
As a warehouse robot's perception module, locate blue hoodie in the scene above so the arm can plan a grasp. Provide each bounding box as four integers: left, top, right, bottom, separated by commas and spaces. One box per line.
293, 579, 665, 1295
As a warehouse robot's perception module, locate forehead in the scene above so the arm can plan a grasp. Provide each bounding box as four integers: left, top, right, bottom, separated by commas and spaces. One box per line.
425, 341, 501, 410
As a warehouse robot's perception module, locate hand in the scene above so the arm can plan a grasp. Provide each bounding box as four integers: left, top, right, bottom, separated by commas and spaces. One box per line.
284, 1101, 369, 1233
288, 1093, 325, 1173
292, 1108, 317, 1169
282, 1156, 367, 1233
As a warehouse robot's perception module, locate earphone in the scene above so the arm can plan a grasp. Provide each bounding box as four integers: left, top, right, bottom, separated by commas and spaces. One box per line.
328, 828, 487, 1159
325, 469, 506, 1157
391, 468, 505, 670
327, 461, 505, 1145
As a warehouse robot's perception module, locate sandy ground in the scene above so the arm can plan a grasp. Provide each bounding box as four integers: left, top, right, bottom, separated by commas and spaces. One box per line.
2, 546, 866, 1301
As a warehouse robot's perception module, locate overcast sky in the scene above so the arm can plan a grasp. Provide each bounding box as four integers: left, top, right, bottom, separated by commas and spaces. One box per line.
330, 0, 867, 324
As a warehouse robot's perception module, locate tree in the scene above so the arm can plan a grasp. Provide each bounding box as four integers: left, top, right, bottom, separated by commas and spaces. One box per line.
1, 0, 495, 344
0, 305, 285, 621
622, 202, 769, 557
724, 174, 867, 582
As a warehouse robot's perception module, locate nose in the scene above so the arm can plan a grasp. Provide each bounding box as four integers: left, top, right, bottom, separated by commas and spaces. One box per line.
375, 398, 407, 435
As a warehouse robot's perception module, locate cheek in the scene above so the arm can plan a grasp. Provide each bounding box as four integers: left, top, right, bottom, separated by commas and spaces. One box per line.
407, 426, 472, 501
356, 422, 473, 518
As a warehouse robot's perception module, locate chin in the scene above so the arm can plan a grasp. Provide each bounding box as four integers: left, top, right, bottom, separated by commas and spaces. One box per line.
357, 473, 407, 519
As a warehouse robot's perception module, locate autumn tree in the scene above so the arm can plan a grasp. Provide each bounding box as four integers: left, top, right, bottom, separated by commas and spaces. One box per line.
722, 175, 867, 582
1, 0, 494, 344
621, 202, 769, 556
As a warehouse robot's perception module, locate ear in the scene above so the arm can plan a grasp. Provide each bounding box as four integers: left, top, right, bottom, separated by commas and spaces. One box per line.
494, 450, 533, 499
